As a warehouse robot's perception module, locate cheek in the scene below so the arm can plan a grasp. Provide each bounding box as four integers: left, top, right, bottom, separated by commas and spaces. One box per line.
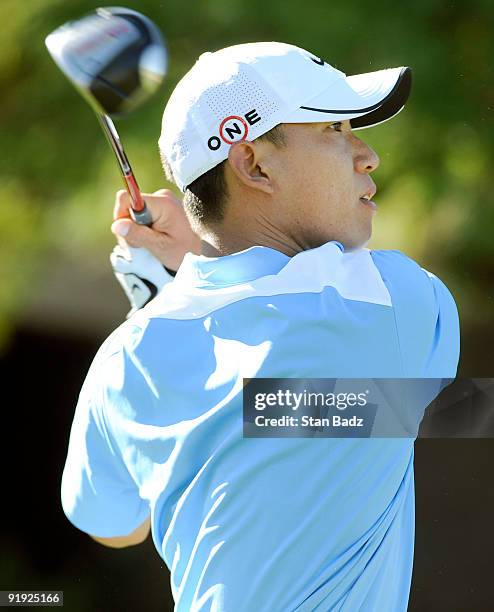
315, 141, 352, 178
278, 143, 354, 212
311, 157, 354, 209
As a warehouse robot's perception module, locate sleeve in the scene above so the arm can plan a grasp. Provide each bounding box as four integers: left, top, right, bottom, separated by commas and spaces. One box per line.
371, 249, 460, 378
365, 250, 461, 435
61, 347, 150, 538
420, 266, 460, 377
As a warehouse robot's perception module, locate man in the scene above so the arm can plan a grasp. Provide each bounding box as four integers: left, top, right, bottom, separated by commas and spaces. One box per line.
61, 42, 460, 610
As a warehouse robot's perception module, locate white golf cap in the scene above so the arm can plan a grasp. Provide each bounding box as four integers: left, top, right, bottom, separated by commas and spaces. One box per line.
159, 42, 412, 192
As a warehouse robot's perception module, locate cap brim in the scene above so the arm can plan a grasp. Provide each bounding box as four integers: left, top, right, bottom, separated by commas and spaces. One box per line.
284, 66, 412, 130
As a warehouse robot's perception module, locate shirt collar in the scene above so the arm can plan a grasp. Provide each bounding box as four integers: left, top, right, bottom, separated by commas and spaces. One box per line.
174, 242, 344, 288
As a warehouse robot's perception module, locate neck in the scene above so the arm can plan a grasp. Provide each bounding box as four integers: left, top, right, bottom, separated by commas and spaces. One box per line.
198, 200, 309, 257
199, 231, 305, 258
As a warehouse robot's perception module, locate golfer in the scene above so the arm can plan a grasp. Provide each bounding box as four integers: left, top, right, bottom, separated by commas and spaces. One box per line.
61, 42, 460, 611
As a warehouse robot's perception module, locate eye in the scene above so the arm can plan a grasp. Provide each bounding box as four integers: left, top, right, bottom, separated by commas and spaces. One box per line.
328, 122, 343, 132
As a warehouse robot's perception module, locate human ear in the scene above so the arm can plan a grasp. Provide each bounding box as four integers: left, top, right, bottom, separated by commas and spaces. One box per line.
226, 142, 274, 194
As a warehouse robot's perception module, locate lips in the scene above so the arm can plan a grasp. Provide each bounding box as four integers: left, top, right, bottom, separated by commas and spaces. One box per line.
359, 185, 377, 201
359, 186, 376, 212
359, 183, 377, 210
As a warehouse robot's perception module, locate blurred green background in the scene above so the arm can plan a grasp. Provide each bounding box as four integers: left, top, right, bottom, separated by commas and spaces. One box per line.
1, 0, 493, 369
1, 1, 493, 610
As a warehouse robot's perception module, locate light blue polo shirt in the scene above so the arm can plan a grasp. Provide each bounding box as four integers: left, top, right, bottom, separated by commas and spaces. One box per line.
61, 240, 460, 611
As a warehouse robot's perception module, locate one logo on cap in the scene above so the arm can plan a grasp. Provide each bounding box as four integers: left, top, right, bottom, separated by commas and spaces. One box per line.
219, 116, 249, 144
207, 108, 262, 151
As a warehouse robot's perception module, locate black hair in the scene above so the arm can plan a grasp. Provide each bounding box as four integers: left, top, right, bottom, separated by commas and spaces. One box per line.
160, 124, 286, 230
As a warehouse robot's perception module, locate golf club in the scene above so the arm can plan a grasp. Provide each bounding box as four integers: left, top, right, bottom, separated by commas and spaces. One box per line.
45, 6, 168, 226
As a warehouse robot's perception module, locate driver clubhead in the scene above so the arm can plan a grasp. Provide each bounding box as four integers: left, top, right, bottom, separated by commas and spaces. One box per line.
45, 6, 167, 116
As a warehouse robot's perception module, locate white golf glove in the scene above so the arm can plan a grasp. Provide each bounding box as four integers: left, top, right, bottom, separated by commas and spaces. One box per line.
110, 244, 175, 318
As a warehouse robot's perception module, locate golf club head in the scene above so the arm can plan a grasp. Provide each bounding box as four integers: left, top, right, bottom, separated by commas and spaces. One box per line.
45, 6, 167, 116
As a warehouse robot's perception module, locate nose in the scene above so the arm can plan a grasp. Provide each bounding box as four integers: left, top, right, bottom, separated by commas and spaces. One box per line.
353, 137, 380, 174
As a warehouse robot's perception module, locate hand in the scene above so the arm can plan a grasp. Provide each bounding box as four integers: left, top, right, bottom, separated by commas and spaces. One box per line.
111, 188, 201, 272
110, 189, 201, 317
110, 243, 175, 317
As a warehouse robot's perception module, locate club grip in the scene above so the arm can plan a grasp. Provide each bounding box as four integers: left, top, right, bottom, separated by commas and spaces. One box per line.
130, 203, 153, 226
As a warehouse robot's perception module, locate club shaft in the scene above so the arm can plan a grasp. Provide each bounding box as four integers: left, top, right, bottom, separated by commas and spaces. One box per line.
97, 114, 152, 225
